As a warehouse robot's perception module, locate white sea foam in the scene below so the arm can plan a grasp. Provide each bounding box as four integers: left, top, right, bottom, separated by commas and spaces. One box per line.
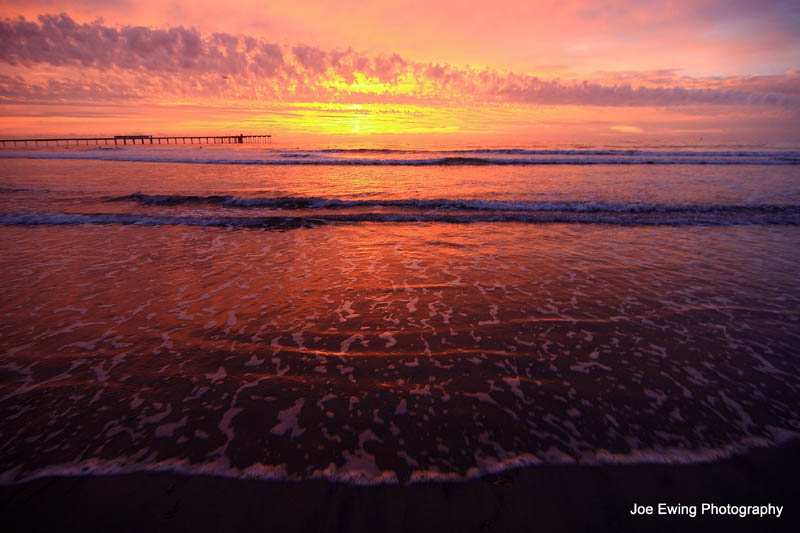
1, 429, 796, 487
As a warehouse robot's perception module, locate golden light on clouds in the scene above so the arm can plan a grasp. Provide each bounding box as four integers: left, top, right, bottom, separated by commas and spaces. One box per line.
0, 2, 797, 143
610, 125, 644, 134
253, 103, 460, 136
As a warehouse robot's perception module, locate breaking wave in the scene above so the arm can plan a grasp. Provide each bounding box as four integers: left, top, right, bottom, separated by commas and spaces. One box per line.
1, 147, 799, 165
3, 205, 800, 228
113, 193, 800, 215
3, 429, 798, 486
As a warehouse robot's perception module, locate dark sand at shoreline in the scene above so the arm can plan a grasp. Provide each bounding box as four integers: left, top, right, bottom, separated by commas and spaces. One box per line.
2, 442, 798, 533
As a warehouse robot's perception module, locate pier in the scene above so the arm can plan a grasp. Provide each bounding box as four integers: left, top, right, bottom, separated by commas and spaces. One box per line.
0, 134, 271, 147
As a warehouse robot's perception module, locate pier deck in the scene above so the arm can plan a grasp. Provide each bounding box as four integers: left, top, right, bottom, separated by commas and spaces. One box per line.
0, 134, 271, 147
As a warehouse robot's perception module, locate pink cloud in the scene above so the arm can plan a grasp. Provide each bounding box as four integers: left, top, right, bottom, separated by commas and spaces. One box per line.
0, 13, 798, 110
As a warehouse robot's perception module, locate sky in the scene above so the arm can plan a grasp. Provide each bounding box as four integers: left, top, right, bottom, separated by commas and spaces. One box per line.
0, 0, 799, 145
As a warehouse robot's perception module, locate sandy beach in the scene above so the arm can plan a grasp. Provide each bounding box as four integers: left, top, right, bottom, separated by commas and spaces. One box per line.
2, 441, 798, 532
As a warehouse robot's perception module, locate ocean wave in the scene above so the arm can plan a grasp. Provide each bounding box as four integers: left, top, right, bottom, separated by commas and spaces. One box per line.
1, 429, 797, 486
113, 193, 800, 214
0, 186, 43, 193
2, 208, 799, 228
316, 147, 800, 157
1, 149, 799, 166
0, 213, 324, 229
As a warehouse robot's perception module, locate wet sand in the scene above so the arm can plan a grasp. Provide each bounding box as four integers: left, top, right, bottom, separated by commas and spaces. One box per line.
2, 441, 798, 533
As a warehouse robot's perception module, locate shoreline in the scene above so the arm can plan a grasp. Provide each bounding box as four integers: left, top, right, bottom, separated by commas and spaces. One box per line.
2, 441, 798, 532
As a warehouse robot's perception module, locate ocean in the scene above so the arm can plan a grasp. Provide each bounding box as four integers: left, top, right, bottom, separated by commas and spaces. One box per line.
1, 144, 799, 484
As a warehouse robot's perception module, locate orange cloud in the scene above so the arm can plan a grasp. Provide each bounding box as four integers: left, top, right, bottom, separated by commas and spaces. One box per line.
0, 7, 798, 142
3, 1, 798, 77
2, 14, 798, 109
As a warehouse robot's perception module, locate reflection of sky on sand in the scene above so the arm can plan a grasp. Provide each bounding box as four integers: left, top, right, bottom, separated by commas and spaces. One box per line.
1, 220, 799, 483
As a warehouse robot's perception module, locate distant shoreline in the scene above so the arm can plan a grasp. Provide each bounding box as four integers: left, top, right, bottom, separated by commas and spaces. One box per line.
2, 440, 798, 533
